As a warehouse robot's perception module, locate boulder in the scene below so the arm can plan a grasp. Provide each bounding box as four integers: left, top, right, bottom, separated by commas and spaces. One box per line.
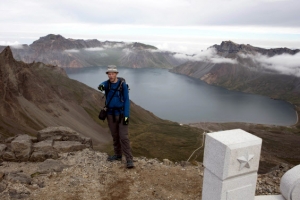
163, 159, 173, 166
32, 140, 54, 152
8, 189, 30, 199
0, 144, 7, 157
5, 136, 17, 143
29, 151, 59, 162
53, 141, 86, 153
11, 135, 34, 161
2, 151, 17, 161
5, 172, 32, 184
38, 159, 68, 174
29, 140, 58, 162
0, 182, 7, 193
81, 137, 93, 148
37, 126, 82, 142
0, 171, 4, 181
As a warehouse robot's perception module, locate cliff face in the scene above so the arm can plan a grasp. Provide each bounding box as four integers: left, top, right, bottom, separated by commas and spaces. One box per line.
171, 41, 300, 105
0, 34, 184, 69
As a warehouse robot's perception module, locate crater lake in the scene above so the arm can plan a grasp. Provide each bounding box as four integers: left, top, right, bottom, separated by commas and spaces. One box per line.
66, 67, 297, 126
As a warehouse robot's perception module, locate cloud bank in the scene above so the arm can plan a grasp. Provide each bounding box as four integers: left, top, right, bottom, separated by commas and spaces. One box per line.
64, 49, 80, 53
84, 47, 104, 51
0, 41, 24, 49
239, 52, 300, 77
173, 48, 238, 64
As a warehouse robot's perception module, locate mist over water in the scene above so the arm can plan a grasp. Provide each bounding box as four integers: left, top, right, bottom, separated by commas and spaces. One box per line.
66, 67, 297, 126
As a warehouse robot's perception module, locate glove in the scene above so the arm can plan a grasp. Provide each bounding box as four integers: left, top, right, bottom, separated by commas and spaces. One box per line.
123, 117, 129, 125
98, 84, 105, 91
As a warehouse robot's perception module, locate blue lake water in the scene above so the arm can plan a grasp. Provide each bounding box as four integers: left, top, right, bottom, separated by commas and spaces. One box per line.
66, 67, 297, 125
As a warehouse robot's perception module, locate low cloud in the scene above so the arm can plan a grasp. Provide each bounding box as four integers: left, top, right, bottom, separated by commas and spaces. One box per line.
64, 49, 80, 53
173, 48, 238, 64
0, 41, 24, 49
122, 48, 133, 55
84, 47, 104, 51
99, 52, 108, 57
103, 43, 127, 49
239, 52, 300, 77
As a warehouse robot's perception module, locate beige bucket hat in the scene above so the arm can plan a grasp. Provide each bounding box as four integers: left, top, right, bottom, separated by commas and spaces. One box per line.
106, 65, 119, 74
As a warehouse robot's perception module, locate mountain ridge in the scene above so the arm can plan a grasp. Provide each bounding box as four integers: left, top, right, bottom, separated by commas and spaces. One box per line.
212, 40, 300, 56
0, 34, 183, 69
170, 41, 300, 107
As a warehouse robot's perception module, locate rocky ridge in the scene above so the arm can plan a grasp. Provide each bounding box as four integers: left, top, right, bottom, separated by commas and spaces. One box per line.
0, 34, 184, 68
212, 40, 299, 56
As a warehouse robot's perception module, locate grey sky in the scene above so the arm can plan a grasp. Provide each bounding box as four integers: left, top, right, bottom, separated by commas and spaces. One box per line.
0, 0, 299, 53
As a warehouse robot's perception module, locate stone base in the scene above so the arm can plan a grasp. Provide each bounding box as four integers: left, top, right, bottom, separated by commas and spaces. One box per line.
202, 168, 257, 200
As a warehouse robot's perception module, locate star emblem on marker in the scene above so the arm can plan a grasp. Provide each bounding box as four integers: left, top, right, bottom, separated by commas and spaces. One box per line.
237, 153, 254, 170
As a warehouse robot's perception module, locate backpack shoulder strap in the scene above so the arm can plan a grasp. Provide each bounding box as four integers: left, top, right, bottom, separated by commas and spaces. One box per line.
117, 77, 125, 91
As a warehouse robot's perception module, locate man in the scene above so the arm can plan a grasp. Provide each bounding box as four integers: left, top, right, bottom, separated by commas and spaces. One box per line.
98, 65, 134, 168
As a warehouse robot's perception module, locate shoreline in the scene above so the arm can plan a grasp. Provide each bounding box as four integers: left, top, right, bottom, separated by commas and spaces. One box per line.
188, 106, 300, 128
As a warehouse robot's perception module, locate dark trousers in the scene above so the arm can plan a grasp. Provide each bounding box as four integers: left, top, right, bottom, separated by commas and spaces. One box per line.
107, 115, 133, 161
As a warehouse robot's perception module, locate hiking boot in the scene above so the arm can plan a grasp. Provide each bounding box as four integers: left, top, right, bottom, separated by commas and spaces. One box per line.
107, 155, 122, 162
126, 160, 134, 168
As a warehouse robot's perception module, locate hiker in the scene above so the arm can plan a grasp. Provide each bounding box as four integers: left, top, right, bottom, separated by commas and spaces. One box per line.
98, 65, 134, 168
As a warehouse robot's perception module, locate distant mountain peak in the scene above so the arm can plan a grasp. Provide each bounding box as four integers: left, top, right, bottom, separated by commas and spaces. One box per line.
212, 41, 299, 56
132, 42, 158, 50
0, 46, 14, 62
43, 34, 65, 40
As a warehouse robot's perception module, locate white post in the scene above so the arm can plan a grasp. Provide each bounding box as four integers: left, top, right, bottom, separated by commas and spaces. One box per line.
202, 129, 262, 200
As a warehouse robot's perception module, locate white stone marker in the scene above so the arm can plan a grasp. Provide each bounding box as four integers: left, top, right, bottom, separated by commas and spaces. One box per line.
202, 129, 262, 200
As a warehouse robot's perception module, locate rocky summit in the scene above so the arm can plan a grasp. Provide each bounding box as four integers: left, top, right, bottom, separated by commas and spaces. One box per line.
0, 131, 291, 200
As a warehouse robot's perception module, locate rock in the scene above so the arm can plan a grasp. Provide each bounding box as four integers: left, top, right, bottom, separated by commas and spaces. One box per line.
5, 136, 16, 143
5, 172, 32, 184
2, 151, 17, 161
0, 182, 7, 193
0, 144, 7, 158
37, 126, 82, 142
81, 137, 93, 148
30, 139, 58, 162
32, 140, 54, 152
53, 141, 86, 153
29, 151, 59, 162
0, 144, 7, 152
11, 135, 34, 161
38, 159, 68, 174
9, 189, 30, 199
0, 171, 4, 181
163, 159, 173, 166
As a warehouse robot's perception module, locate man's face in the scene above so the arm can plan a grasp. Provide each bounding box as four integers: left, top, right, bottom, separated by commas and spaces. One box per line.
107, 72, 118, 82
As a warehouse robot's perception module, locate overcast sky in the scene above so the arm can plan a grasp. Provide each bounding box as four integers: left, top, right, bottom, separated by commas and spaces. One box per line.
0, 0, 300, 53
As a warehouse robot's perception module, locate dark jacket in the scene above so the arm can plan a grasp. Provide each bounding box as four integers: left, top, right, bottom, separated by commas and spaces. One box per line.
99, 79, 130, 117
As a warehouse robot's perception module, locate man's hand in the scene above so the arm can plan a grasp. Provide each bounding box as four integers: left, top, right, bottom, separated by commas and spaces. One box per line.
98, 84, 105, 91
123, 117, 129, 125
